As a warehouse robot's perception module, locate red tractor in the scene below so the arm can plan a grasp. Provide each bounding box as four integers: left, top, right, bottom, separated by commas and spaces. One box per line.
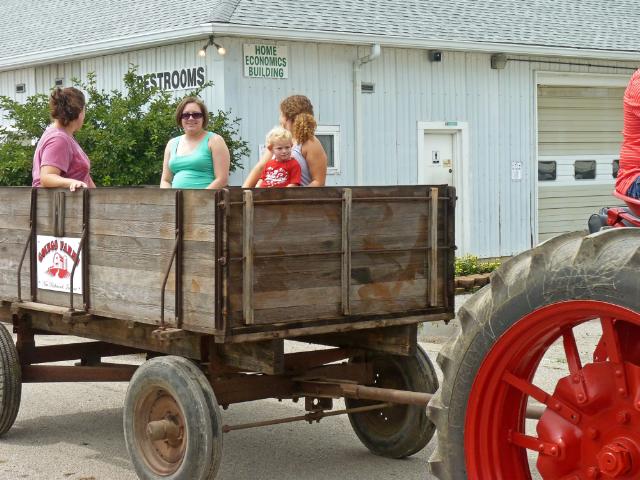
428, 192, 640, 479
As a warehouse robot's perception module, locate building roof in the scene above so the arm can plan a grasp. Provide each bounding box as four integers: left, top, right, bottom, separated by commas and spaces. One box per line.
2, 0, 639, 69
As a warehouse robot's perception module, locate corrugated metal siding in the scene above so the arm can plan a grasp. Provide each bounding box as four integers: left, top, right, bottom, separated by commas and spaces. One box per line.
0, 38, 636, 257
34, 62, 82, 91
0, 67, 36, 124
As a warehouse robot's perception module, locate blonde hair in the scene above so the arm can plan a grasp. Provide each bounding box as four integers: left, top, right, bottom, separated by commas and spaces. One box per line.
265, 126, 293, 147
279, 95, 317, 144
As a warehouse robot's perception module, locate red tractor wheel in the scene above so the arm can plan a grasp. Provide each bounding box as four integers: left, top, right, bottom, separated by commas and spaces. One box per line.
428, 229, 640, 479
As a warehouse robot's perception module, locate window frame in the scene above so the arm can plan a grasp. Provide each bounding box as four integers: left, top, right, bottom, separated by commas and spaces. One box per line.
315, 125, 340, 175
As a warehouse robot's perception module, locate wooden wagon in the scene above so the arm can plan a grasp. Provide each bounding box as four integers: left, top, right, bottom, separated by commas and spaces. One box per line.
0, 185, 455, 479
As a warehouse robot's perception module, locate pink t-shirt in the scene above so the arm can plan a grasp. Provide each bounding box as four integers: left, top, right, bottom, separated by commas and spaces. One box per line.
32, 126, 92, 187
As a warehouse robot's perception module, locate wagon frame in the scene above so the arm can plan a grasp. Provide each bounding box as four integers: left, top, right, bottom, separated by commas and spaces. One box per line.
0, 185, 455, 478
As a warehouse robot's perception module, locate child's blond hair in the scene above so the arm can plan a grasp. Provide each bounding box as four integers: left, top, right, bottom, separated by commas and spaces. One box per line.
265, 126, 293, 147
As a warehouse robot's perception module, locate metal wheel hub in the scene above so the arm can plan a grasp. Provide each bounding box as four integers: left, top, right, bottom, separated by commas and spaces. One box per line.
350, 359, 409, 435
537, 361, 640, 478
135, 388, 186, 475
464, 300, 640, 479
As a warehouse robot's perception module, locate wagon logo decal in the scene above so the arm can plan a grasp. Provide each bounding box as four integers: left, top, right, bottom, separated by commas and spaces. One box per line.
36, 235, 82, 294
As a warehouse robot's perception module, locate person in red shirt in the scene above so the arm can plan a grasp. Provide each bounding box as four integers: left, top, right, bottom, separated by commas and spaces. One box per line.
616, 69, 640, 198
256, 126, 301, 188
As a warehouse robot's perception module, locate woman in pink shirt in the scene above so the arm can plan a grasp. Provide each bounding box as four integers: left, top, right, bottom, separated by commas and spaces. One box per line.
32, 87, 95, 191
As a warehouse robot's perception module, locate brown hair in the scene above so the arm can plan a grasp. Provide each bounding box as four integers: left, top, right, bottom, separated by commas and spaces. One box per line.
175, 96, 209, 129
50, 87, 85, 127
280, 95, 317, 144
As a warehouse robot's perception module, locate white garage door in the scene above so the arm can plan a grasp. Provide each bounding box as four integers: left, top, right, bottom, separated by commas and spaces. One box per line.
537, 86, 625, 242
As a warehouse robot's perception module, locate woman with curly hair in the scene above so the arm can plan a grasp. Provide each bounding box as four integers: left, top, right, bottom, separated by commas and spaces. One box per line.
243, 95, 327, 187
32, 87, 95, 191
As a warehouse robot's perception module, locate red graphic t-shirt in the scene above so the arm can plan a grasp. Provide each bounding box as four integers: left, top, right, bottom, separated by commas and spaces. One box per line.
616, 69, 640, 196
259, 158, 302, 188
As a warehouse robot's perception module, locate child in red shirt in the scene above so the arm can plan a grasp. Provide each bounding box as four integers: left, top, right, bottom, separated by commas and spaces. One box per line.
256, 126, 301, 188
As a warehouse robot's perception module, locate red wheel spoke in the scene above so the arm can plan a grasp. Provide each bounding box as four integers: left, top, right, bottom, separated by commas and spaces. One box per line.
593, 336, 608, 362
562, 329, 583, 375
503, 372, 581, 424
503, 372, 548, 404
508, 430, 561, 457
600, 316, 623, 364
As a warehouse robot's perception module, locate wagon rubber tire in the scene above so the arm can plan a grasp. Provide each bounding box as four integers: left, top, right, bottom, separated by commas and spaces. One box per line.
345, 344, 438, 458
123, 356, 223, 480
427, 229, 640, 479
0, 322, 21, 437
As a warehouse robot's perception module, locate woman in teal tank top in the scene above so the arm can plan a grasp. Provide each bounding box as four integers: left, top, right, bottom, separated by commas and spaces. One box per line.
160, 97, 230, 189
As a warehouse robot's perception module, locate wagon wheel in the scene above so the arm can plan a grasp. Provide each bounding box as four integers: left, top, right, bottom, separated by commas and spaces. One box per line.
0, 322, 21, 437
428, 229, 640, 479
346, 344, 438, 458
123, 356, 222, 480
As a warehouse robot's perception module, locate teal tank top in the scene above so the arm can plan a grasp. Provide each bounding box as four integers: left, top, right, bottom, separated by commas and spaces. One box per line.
169, 132, 215, 189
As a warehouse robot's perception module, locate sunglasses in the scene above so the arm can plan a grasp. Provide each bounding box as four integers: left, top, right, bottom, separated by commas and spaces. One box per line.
181, 112, 204, 120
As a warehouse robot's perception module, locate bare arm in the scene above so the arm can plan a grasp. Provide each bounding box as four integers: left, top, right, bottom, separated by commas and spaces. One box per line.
302, 137, 328, 187
242, 148, 272, 188
40, 166, 87, 191
160, 141, 173, 188
207, 134, 230, 189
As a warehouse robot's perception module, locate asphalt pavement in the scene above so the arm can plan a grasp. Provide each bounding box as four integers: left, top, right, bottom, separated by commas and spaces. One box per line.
0, 336, 444, 480
0, 294, 598, 480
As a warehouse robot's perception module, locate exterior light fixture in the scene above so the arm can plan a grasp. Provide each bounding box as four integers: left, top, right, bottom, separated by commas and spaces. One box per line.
199, 35, 226, 57
491, 53, 507, 70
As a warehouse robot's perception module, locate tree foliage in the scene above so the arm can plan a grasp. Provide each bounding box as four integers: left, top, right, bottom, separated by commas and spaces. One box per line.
0, 66, 249, 186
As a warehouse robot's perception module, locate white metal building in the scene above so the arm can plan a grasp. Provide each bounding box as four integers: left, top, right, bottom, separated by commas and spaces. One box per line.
1, 0, 639, 257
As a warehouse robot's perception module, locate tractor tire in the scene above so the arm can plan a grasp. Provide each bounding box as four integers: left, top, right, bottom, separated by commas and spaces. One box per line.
346, 344, 438, 458
123, 356, 223, 480
428, 229, 640, 479
0, 322, 21, 437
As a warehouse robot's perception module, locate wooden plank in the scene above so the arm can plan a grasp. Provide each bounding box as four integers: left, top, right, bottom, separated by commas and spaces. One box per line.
243, 190, 254, 325
222, 313, 452, 344
216, 339, 284, 374
341, 188, 352, 315
429, 187, 439, 307
301, 324, 417, 356
19, 309, 203, 359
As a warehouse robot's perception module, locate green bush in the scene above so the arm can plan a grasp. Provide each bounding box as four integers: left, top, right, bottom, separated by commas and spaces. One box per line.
0, 66, 249, 186
455, 254, 501, 277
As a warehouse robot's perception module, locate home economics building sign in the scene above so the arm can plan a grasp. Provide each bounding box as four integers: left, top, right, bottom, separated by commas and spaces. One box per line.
243, 44, 289, 79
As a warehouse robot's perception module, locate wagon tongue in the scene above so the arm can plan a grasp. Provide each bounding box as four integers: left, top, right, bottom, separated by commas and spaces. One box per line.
536, 361, 640, 479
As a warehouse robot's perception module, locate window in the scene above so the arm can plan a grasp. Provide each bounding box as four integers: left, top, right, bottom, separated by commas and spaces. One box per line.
15, 84, 25, 94
361, 82, 375, 94
54, 78, 64, 87
316, 125, 340, 173
574, 160, 596, 180
538, 161, 557, 181
612, 159, 620, 179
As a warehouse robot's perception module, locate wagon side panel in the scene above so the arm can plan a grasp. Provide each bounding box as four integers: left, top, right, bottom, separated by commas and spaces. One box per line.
226, 186, 454, 330
0, 188, 33, 302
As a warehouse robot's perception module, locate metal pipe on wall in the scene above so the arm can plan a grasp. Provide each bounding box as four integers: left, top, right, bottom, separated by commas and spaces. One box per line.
353, 44, 381, 185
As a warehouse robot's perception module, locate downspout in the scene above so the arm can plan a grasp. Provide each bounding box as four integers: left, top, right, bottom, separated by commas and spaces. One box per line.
353, 44, 381, 185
